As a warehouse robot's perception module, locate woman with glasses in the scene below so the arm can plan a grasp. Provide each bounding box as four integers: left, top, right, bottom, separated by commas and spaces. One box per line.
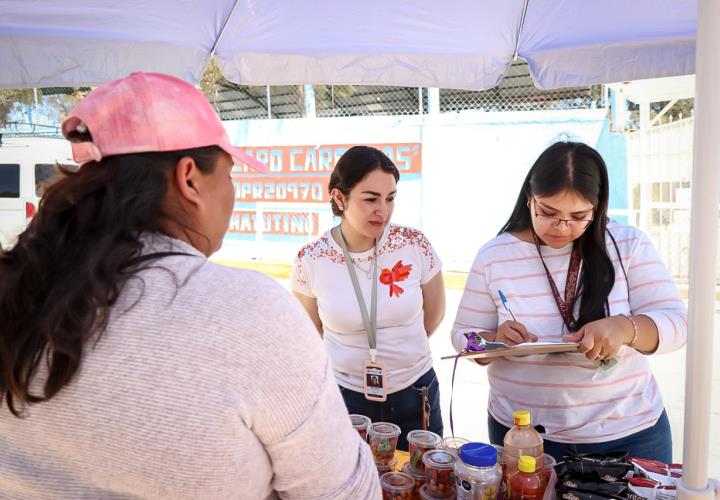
451, 141, 686, 461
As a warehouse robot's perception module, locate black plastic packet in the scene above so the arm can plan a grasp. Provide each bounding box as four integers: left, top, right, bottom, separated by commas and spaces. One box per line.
555, 451, 633, 500
556, 472, 629, 500
560, 451, 633, 483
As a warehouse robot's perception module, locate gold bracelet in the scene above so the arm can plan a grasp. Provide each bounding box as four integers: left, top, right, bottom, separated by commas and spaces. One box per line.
622, 314, 639, 347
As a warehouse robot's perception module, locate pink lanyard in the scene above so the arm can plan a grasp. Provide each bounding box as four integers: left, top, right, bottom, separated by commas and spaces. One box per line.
533, 231, 581, 333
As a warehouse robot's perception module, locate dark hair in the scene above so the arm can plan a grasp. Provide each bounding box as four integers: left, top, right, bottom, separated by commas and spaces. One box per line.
0, 146, 224, 417
499, 141, 612, 328
328, 146, 400, 216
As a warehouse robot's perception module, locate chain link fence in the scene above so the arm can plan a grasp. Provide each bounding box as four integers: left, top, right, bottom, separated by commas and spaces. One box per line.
314, 85, 428, 117
1, 61, 603, 131
209, 61, 599, 120
1, 87, 87, 136
207, 83, 305, 120
440, 62, 603, 113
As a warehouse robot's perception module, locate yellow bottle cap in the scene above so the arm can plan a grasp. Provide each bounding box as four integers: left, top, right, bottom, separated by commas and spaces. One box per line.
513, 410, 531, 426
518, 455, 536, 473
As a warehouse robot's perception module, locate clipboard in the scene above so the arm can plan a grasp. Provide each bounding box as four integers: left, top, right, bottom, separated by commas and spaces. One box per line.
441, 341, 580, 360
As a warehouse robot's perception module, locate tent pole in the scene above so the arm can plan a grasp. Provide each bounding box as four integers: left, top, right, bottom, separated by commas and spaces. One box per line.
679, 0, 720, 498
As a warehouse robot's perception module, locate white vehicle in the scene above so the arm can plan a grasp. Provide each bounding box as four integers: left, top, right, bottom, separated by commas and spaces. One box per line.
0, 136, 75, 249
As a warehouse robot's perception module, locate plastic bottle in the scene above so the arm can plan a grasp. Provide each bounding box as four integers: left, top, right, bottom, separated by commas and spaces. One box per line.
507, 456, 545, 500
502, 410, 544, 476
454, 443, 503, 500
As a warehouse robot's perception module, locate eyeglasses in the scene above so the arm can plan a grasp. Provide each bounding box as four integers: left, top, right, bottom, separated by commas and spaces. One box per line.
534, 212, 593, 230
532, 199, 594, 230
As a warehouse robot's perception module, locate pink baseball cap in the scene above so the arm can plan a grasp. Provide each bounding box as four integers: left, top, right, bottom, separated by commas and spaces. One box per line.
61, 72, 267, 172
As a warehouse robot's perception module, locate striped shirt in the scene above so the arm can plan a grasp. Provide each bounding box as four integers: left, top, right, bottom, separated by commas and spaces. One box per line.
451, 223, 687, 443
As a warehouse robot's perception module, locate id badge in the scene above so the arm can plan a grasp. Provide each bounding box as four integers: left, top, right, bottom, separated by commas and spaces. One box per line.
363, 359, 387, 402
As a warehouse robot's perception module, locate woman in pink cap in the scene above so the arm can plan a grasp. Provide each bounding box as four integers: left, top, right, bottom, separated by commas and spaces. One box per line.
0, 73, 380, 499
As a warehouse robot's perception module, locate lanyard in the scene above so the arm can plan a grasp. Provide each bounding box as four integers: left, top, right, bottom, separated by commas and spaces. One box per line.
533, 230, 582, 332
335, 226, 379, 363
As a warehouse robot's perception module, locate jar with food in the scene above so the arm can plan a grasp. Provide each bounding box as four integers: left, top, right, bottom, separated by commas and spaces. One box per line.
381, 471, 416, 500
408, 430, 442, 472
350, 414, 372, 441
378, 456, 399, 477
422, 449, 457, 498
402, 461, 426, 499
369, 422, 401, 465
441, 436, 470, 456
420, 483, 457, 499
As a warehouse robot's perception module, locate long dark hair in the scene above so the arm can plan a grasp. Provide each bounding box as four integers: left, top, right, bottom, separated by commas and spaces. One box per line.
499, 141, 612, 328
0, 146, 224, 417
328, 146, 400, 216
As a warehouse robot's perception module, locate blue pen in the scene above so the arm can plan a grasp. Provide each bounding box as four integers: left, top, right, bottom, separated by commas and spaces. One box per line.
498, 290, 518, 322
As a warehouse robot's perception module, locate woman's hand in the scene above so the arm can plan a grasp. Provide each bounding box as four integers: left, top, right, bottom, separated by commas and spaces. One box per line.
470, 322, 537, 366
563, 315, 633, 360
494, 320, 538, 346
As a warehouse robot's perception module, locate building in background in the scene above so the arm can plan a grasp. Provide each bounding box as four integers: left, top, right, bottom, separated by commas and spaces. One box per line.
611, 76, 696, 282
207, 61, 628, 271
9, 62, 700, 279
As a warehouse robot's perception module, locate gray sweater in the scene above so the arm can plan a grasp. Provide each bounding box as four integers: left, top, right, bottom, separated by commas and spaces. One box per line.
0, 235, 381, 499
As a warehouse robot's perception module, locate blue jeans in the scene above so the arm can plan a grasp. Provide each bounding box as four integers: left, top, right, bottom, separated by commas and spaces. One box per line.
339, 367, 444, 451
488, 409, 672, 463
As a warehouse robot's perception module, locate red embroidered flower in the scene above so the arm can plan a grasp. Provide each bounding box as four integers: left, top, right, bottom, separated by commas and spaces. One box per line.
379, 260, 412, 298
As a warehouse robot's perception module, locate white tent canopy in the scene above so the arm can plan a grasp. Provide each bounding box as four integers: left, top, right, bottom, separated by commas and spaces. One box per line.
0, 0, 696, 90
0, 1, 717, 499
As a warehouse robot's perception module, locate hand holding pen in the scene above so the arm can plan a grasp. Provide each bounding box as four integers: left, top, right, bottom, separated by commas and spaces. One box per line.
495, 289, 538, 345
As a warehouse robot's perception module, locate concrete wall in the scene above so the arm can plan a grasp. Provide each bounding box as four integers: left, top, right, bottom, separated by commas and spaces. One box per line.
218, 109, 624, 271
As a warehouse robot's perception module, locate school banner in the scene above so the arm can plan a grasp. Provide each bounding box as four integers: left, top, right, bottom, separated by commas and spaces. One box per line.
228, 210, 320, 237
234, 143, 421, 174
228, 143, 422, 237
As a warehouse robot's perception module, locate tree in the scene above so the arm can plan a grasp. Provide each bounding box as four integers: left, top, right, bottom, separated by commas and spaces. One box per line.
0, 88, 36, 126
200, 57, 224, 105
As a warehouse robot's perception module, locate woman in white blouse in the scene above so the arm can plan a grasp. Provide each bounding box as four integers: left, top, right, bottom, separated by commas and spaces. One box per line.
292, 146, 446, 450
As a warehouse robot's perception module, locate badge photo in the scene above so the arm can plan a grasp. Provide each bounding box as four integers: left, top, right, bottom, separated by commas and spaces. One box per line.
363, 359, 387, 402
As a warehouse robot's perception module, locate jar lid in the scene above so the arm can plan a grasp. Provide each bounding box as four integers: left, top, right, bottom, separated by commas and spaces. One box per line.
369, 422, 401, 437
459, 443, 497, 468
422, 449, 457, 469
407, 429, 442, 447
376, 456, 398, 471
402, 461, 426, 479
441, 436, 470, 453
350, 414, 371, 428
380, 471, 415, 492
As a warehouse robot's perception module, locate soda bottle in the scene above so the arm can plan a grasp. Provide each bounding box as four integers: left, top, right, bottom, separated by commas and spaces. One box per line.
502, 410, 543, 475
